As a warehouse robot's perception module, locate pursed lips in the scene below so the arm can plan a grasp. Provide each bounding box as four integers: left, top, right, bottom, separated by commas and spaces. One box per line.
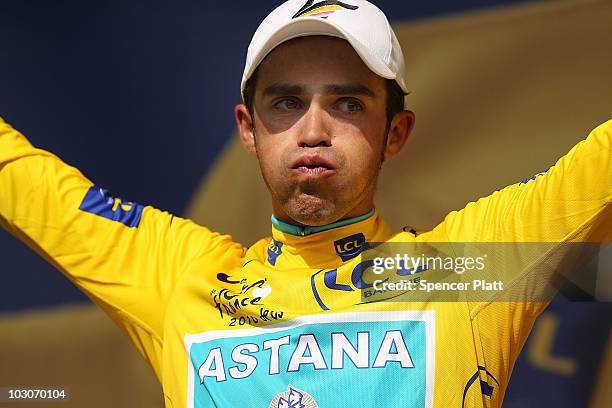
291, 154, 336, 176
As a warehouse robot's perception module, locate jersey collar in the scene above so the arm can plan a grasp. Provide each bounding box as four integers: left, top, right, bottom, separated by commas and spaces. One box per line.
269, 208, 393, 267
271, 208, 375, 237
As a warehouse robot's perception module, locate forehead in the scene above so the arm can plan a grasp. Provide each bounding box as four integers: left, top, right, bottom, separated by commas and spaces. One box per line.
255, 36, 384, 90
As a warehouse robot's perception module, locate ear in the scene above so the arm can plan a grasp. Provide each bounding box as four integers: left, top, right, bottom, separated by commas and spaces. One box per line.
384, 110, 415, 159
235, 104, 257, 156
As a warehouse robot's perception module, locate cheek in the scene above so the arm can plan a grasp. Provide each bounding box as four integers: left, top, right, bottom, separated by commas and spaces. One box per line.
255, 137, 290, 182
343, 131, 384, 170
257, 144, 278, 172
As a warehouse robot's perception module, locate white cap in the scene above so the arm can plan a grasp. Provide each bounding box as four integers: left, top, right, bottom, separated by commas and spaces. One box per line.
241, 0, 408, 98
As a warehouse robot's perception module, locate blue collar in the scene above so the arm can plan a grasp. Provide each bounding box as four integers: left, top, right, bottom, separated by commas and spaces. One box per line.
271, 208, 375, 236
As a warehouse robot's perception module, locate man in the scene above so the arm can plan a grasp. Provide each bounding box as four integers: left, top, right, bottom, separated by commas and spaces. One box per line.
0, 0, 610, 407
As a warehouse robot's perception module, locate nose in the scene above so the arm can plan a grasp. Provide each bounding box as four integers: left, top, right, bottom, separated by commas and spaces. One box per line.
297, 103, 332, 148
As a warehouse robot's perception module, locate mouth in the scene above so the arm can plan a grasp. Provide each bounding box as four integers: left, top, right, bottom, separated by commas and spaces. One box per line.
291, 155, 336, 177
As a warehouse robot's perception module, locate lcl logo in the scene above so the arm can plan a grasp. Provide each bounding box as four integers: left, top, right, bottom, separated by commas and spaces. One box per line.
334, 233, 366, 261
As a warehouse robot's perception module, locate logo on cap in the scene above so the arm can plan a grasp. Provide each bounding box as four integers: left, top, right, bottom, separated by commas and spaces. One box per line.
292, 0, 359, 19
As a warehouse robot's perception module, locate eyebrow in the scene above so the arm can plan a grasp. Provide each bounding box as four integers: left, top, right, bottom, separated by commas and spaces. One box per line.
262, 84, 305, 97
324, 84, 375, 97
262, 83, 376, 98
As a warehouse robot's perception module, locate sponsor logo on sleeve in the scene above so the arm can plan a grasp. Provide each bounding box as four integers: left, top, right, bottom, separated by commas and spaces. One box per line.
519, 168, 550, 185
78, 186, 144, 227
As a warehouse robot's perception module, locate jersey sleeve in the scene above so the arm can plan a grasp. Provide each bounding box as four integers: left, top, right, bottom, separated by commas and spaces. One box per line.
442, 119, 611, 243
440, 119, 611, 303
0, 117, 244, 379
433, 120, 611, 403
440, 120, 611, 303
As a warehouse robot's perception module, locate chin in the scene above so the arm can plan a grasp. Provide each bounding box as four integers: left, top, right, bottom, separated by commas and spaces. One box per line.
285, 194, 339, 226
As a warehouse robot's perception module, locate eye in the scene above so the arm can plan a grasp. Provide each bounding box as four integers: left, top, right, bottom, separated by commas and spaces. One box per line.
336, 98, 364, 113
273, 98, 302, 111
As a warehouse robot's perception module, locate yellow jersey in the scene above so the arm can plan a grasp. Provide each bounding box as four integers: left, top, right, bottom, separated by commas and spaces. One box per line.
0, 117, 610, 407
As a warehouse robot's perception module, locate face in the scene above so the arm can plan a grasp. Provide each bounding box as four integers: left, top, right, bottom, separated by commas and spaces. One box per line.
236, 36, 413, 226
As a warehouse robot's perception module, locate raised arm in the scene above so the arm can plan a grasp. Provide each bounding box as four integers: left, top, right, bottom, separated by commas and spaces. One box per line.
440, 119, 611, 243
0, 117, 243, 378
431, 120, 611, 402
